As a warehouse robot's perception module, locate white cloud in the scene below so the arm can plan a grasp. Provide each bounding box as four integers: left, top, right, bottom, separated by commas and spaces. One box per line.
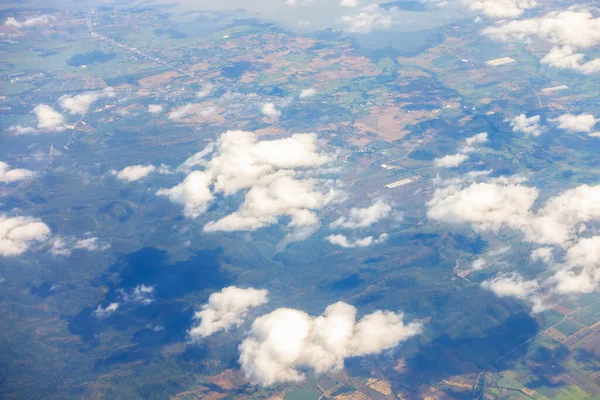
550, 113, 596, 133
340, 0, 358, 7
49, 237, 71, 256
261, 103, 281, 119
482, 273, 539, 299
430, 173, 600, 308
483, 8, 600, 74
157, 171, 214, 218
176, 143, 216, 173
430, 178, 600, 248
148, 104, 163, 114
461, 132, 488, 152
434, 153, 469, 168
548, 236, 600, 295
462, 0, 537, 19
0, 215, 51, 256
299, 88, 317, 98
33, 104, 66, 132
74, 237, 109, 251
531, 247, 553, 264
50, 236, 109, 256
325, 233, 388, 248
158, 131, 336, 235
528, 184, 600, 246
94, 302, 119, 318
188, 286, 268, 340
118, 284, 155, 305
114, 165, 156, 182
203, 174, 326, 232
427, 181, 538, 232
239, 302, 422, 386
330, 200, 392, 229
472, 258, 488, 270
8, 125, 38, 135
433, 133, 488, 168
169, 104, 196, 120
340, 5, 393, 33
0, 162, 34, 183
508, 114, 543, 136
481, 273, 545, 312
59, 87, 115, 115
4, 15, 54, 28
196, 84, 214, 98
286, 0, 315, 6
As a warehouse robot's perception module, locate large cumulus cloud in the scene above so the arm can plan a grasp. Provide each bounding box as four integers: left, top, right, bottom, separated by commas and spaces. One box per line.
239, 302, 422, 386
158, 130, 339, 235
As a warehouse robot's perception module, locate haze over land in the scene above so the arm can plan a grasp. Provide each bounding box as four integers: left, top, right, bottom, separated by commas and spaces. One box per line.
2, 0, 600, 399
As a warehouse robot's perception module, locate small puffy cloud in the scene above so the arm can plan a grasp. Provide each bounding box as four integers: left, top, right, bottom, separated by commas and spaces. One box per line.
482, 273, 539, 299
481, 273, 544, 312
148, 104, 163, 114
33, 104, 66, 132
239, 302, 422, 386
59, 87, 115, 115
0, 215, 51, 256
196, 84, 214, 98
188, 286, 268, 340
8, 125, 38, 135
0, 162, 34, 183
157, 171, 214, 218
50, 237, 71, 256
461, 132, 488, 152
472, 258, 488, 270
176, 143, 215, 173
340, 5, 392, 33
169, 104, 195, 120
325, 233, 388, 248
118, 284, 155, 305
531, 247, 553, 264
50, 236, 109, 256
330, 200, 392, 229
299, 88, 317, 98
508, 114, 543, 136
114, 165, 156, 182
434, 133, 487, 167
434, 153, 469, 168
286, 0, 315, 6
261, 103, 281, 119
550, 113, 596, 133
462, 0, 537, 19
94, 302, 119, 318
4, 15, 54, 28
427, 181, 538, 232
74, 237, 109, 251
340, 0, 358, 7
483, 8, 600, 74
